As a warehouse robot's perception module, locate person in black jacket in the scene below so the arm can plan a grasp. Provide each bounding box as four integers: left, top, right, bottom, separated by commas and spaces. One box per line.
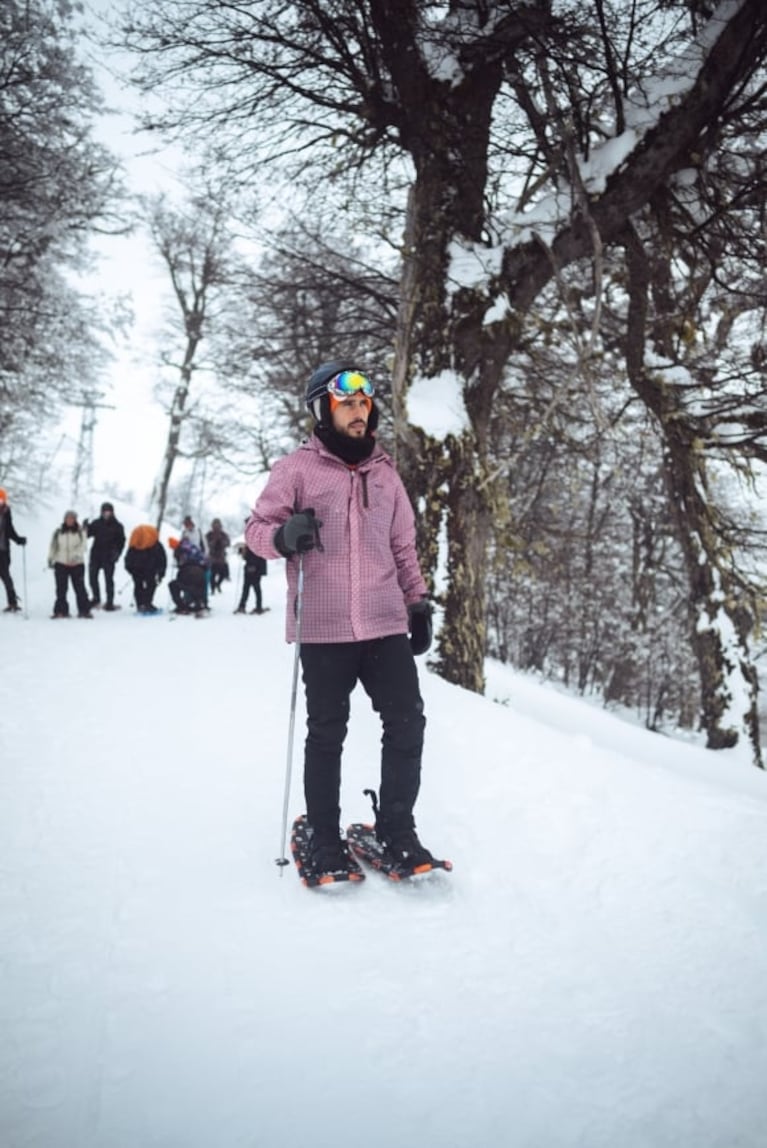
0, 488, 27, 613
234, 535, 267, 614
85, 501, 126, 610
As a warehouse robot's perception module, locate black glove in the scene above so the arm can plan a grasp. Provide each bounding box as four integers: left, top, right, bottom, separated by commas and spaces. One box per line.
274, 509, 321, 557
18, 536, 27, 546
408, 600, 432, 656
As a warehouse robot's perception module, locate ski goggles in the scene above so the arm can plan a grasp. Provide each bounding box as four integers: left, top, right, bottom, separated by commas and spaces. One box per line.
326, 370, 375, 399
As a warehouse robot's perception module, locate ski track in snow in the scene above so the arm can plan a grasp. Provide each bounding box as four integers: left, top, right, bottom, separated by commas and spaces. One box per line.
2, 511, 767, 1147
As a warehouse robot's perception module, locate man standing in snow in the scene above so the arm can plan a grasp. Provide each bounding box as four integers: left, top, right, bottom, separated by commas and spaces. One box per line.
0, 488, 26, 613
246, 361, 434, 879
85, 501, 126, 611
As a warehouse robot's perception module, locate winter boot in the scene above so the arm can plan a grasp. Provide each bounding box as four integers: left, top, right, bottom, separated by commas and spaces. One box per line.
308, 823, 354, 876
376, 824, 435, 868
365, 789, 436, 868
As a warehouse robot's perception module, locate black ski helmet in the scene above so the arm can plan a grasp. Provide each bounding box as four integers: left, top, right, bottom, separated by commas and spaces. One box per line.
305, 360, 378, 431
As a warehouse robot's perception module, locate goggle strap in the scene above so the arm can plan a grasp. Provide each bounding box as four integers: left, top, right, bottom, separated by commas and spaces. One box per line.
329, 393, 372, 412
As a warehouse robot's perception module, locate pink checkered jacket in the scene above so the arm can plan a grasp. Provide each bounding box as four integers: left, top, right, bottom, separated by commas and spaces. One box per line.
245, 436, 427, 644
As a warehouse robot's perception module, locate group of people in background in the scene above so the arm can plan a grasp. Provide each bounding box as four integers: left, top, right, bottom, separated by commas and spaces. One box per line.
0, 495, 267, 619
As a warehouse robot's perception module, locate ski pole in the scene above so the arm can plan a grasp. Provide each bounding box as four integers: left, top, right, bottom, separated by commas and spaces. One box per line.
275, 551, 306, 873
22, 543, 28, 620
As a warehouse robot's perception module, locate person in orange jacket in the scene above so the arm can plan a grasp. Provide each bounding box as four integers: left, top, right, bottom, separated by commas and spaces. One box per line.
124, 525, 167, 614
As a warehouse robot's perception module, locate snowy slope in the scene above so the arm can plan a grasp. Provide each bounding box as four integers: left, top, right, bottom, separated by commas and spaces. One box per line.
2, 505, 767, 1148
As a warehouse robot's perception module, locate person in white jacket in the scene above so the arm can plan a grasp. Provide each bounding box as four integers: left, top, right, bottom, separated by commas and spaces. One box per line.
48, 511, 92, 619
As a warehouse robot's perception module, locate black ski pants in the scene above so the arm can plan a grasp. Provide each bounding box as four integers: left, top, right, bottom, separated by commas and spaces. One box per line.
53, 563, 90, 617
130, 574, 157, 611
238, 570, 262, 612
210, 561, 229, 593
0, 551, 18, 608
299, 635, 426, 833
89, 553, 116, 606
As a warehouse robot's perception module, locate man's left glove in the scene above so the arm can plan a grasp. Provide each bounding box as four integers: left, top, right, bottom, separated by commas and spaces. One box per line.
408, 599, 432, 656
18, 536, 26, 546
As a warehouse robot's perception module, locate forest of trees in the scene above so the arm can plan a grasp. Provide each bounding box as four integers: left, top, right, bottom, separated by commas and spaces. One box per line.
2, 0, 767, 764
0, 0, 123, 492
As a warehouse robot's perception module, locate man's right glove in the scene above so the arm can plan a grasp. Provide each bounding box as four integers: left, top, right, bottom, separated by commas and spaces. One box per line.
274, 509, 321, 557
408, 599, 433, 656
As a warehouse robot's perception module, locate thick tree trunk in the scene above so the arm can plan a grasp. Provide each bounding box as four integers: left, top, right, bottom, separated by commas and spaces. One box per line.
151, 243, 207, 530
623, 226, 762, 766
663, 433, 761, 764
435, 432, 494, 692
386, 52, 507, 692
153, 361, 193, 530
153, 318, 202, 530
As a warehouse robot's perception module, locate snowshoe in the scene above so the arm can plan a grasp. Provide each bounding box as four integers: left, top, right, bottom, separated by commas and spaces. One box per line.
289, 815, 364, 888
346, 789, 452, 880
346, 823, 452, 880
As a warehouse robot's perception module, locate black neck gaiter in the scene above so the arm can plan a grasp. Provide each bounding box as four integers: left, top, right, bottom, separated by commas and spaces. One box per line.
314, 424, 375, 465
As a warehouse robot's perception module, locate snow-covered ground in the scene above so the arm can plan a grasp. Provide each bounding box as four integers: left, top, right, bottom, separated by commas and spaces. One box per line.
2, 501, 767, 1148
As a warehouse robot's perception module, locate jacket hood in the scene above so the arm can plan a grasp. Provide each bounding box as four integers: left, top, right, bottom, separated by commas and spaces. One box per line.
129, 524, 159, 550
